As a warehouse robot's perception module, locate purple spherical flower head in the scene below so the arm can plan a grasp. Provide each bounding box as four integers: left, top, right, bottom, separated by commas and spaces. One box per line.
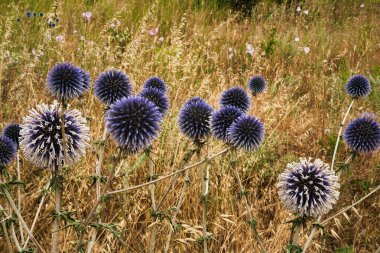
139, 87, 169, 116
211, 106, 243, 142
219, 86, 250, 112
143, 76, 167, 94
345, 74, 371, 98
178, 97, 213, 141
3, 123, 21, 149
47, 62, 90, 100
227, 115, 264, 151
0, 135, 17, 168
94, 69, 133, 106
26, 11, 32, 18
105, 96, 161, 152
278, 158, 340, 217
248, 76, 266, 95
344, 114, 380, 153
20, 101, 90, 168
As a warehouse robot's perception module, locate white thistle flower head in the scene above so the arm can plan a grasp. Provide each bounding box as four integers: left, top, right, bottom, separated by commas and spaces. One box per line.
277, 158, 340, 217
20, 101, 90, 169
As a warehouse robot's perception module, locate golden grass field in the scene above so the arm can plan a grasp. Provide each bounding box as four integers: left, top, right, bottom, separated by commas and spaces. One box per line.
0, 0, 379, 252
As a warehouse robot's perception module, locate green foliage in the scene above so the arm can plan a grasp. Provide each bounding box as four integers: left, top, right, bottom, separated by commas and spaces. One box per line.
334, 246, 354, 253
262, 28, 277, 56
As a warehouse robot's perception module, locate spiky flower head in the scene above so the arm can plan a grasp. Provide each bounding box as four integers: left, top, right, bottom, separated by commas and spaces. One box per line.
227, 115, 264, 151
178, 97, 213, 141
278, 158, 340, 217
94, 69, 133, 106
344, 114, 380, 153
20, 102, 90, 168
143, 76, 167, 94
0, 135, 17, 168
345, 74, 371, 98
248, 76, 266, 95
105, 96, 161, 152
219, 86, 250, 112
3, 123, 21, 149
47, 62, 90, 100
211, 106, 243, 142
139, 88, 169, 116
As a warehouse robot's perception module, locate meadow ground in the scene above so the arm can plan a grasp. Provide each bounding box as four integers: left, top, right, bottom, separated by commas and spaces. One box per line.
0, 0, 379, 252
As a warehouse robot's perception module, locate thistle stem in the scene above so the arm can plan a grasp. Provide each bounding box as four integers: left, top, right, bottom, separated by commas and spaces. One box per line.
10, 222, 22, 252
231, 150, 266, 253
148, 149, 158, 253
0, 205, 14, 253
200, 141, 209, 253
303, 100, 354, 253
51, 165, 61, 253
16, 151, 25, 244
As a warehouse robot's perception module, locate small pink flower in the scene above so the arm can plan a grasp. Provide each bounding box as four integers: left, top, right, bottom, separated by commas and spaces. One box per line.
228, 47, 233, 59
73, 29, 78, 34
149, 27, 159, 36
32, 48, 37, 56
82, 11, 92, 22
246, 43, 254, 56
55, 35, 64, 43
303, 46, 310, 54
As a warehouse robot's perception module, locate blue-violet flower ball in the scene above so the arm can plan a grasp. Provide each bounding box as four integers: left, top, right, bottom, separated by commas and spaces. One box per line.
0, 135, 17, 168
344, 114, 380, 153
94, 69, 133, 106
26, 11, 32, 18
248, 76, 266, 95
178, 97, 213, 141
227, 115, 264, 151
47, 62, 90, 100
3, 123, 21, 149
277, 158, 340, 217
139, 88, 169, 116
143, 76, 167, 94
105, 96, 161, 152
219, 86, 250, 112
20, 101, 90, 168
345, 74, 371, 98
211, 106, 243, 142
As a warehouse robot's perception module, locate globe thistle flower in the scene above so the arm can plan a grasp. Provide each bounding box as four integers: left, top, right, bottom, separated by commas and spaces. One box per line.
0, 135, 17, 168
3, 123, 21, 149
79, 68, 91, 91
94, 69, 133, 106
139, 88, 169, 116
26, 11, 32, 18
39, 12, 44, 17
345, 74, 371, 98
227, 115, 264, 151
219, 86, 250, 112
344, 114, 380, 153
277, 158, 340, 217
178, 97, 213, 141
20, 102, 90, 168
211, 106, 243, 142
248, 76, 266, 95
105, 96, 161, 152
47, 63, 90, 100
143, 76, 167, 94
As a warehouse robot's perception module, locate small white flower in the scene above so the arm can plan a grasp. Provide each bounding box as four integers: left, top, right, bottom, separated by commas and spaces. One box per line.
82, 11, 92, 22
80, 36, 85, 41
32, 48, 37, 56
360, 3, 364, 8
294, 37, 300, 42
73, 29, 78, 34
55, 35, 64, 43
246, 43, 254, 56
303, 46, 310, 54
158, 37, 164, 43
303, 10, 309, 15
323, 59, 328, 63
296, 6, 301, 12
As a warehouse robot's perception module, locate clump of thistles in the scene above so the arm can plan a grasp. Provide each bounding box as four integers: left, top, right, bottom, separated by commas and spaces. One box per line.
248, 76, 266, 96
0, 135, 17, 168
178, 97, 213, 141
47, 62, 90, 100
345, 74, 371, 98
143, 76, 167, 94
219, 86, 250, 112
227, 115, 264, 151
94, 69, 133, 106
20, 102, 90, 168
211, 106, 243, 142
105, 96, 161, 152
278, 158, 340, 217
344, 114, 380, 153
3, 123, 21, 149
139, 88, 169, 116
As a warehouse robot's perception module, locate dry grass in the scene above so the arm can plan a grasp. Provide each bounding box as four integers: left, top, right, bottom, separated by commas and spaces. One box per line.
0, 0, 379, 252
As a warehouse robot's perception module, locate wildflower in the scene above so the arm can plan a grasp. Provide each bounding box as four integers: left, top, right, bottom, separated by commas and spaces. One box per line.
158, 37, 164, 43
139, 88, 169, 116
303, 47, 310, 54
3, 123, 21, 149
294, 37, 300, 42
219, 87, 250, 112
360, 3, 364, 8
248, 76, 266, 96
303, 10, 309, 15
17, 18, 21, 22
32, 48, 37, 56
94, 69, 133, 106
344, 114, 380, 153
211, 106, 243, 142
142, 76, 167, 94
82, 12, 92, 22
344, 74, 371, 98
228, 47, 233, 59
26, 11, 32, 18
278, 158, 340, 217
20, 102, 90, 168
105, 97, 161, 152
227, 115, 264, 151
296, 6, 301, 12
0, 135, 16, 168
246, 43, 254, 56
178, 97, 213, 141
47, 62, 90, 100
55, 35, 64, 43
39, 12, 44, 17
149, 27, 159, 36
